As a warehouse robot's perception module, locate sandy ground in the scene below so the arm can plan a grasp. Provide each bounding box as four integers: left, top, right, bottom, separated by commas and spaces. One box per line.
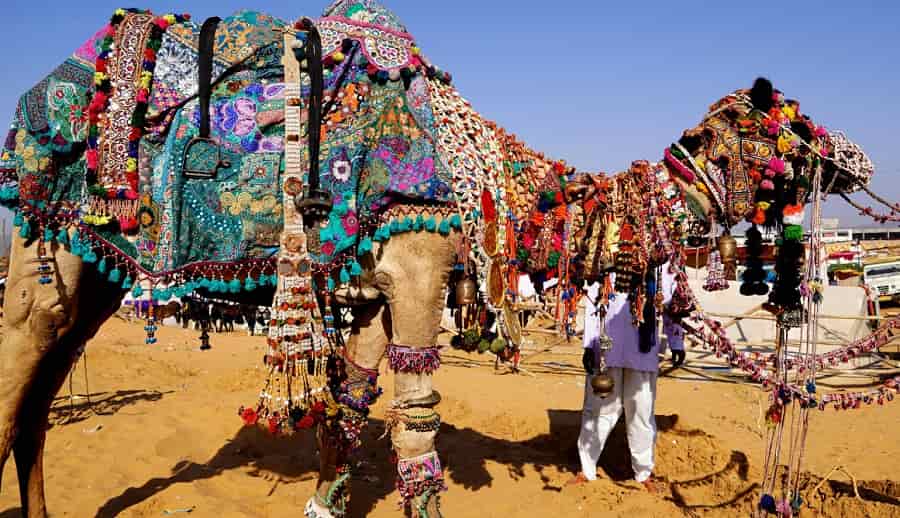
0, 317, 898, 517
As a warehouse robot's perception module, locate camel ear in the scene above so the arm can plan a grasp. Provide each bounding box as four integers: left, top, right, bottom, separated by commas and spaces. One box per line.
750, 77, 774, 112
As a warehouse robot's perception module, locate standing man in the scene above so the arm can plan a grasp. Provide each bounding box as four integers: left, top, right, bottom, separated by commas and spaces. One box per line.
570, 262, 686, 490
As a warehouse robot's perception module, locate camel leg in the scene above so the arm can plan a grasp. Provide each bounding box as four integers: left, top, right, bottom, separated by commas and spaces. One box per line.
0, 233, 123, 517
308, 301, 390, 518
374, 231, 458, 518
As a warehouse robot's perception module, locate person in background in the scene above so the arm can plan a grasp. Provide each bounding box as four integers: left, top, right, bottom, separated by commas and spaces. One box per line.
569, 262, 686, 491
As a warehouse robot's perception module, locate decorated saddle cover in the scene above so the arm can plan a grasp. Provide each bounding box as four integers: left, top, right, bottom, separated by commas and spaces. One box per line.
0, 0, 575, 295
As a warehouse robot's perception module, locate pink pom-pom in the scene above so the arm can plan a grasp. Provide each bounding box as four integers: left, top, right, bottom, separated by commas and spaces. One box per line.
764, 168, 776, 178
760, 179, 775, 190
136, 89, 148, 103
768, 157, 785, 174
815, 126, 828, 138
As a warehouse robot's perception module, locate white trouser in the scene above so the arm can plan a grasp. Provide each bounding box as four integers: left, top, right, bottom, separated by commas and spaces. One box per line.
577, 367, 658, 482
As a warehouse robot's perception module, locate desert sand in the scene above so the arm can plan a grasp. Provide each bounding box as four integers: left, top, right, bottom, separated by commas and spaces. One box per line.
0, 316, 898, 517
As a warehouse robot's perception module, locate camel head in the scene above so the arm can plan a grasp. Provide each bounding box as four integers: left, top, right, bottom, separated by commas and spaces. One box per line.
665, 77, 875, 232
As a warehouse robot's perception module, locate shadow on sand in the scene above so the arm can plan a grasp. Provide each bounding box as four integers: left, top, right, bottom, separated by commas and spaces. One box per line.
49, 389, 172, 428
94, 410, 693, 517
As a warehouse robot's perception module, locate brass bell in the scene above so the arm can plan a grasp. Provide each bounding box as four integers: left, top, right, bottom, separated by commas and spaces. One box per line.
718, 233, 738, 265
455, 278, 477, 306
591, 372, 615, 397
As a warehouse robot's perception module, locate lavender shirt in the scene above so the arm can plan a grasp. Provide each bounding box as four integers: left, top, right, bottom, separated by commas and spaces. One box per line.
583, 263, 685, 373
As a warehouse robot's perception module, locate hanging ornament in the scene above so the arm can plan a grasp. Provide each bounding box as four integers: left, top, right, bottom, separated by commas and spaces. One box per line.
703, 251, 729, 292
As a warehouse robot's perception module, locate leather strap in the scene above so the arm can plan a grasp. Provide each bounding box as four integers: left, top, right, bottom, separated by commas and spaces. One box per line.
197, 17, 221, 139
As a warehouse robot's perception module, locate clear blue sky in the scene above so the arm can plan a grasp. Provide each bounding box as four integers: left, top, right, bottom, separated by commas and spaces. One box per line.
1, 0, 897, 227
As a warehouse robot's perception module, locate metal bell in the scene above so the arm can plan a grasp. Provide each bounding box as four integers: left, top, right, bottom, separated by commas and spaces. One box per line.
717, 233, 738, 265
455, 278, 477, 305
591, 372, 615, 397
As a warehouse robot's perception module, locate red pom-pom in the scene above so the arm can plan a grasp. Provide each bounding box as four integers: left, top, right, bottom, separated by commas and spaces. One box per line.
481, 189, 497, 222
267, 417, 280, 434
144, 48, 156, 61
366, 63, 379, 76
240, 407, 259, 426
297, 415, 315, 429
554, 191, 563, 204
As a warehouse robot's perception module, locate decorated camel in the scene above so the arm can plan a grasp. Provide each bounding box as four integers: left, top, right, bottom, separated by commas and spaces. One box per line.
0, 1, 881, 517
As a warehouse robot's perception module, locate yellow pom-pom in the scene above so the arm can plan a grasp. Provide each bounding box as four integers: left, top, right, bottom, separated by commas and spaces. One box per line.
115, 8, 126, 16
411, 46, 420, 55
164, 14, 176, 24
757, 201, 771, 210
782, 106, 796, 120
94, 72, 107, 85
126, 158, 137, 171
332, 51, 344, 63
777, 135, 792, 154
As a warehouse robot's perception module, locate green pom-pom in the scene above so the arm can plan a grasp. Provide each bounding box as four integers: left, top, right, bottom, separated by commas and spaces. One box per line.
424, 216, 436, 232
490, 338, 507, 354
108, 268, 121, 284
339, 267, 351, 284
784, 225, 803, 241
98, 258, 108, 274
438, 219, 451, 236
548, 251, 561, 268
350, 260, 363, 276
359, 236, 373, 254
477, 339, 491, 353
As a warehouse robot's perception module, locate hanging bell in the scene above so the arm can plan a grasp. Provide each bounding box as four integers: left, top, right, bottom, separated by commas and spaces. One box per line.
591, 372, 615, 397
718, 233, 738, 264
455, 277, 477, 305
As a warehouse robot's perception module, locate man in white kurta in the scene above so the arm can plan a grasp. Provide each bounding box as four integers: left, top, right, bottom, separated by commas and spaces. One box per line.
576, 263, 685, 488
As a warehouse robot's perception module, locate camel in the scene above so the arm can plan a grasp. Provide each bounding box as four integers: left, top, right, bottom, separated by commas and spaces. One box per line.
0, 1, 873, 517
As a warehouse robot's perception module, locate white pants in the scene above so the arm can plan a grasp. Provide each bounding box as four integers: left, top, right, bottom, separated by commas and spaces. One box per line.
577, 367, 657, 482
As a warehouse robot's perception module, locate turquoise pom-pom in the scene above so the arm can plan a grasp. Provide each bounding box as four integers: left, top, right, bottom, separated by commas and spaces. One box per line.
244, 277, 257, 291
13, 212, 23, 227
56, 228, 69, 245
199, 278, 211, 289
424, 216, 436, 232
42, 228, 53, 242
400, 217, 413, 232
359, 236, 373, 254
438, 219, 451, 236
389, 219, 400, 234
339, 267, 351, 284
413, 214, 424, 231
450, 214, 462, 229
229, 279, 241, 293
108, 268, 121, 284
320, 226, 334, 243
18, 221, 30, 238
350, 260, 363, 276
97, 258, 107, 274
123, 276, 133, 290
132, 284, 143, 297
83, 251, 98, 263
327, 277, 336, 291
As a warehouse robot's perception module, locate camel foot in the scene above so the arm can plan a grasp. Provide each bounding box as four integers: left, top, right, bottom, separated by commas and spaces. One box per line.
566, 472, 590, 486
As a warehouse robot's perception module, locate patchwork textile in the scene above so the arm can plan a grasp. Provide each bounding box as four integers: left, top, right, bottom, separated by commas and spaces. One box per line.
0, 1, 572, 300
